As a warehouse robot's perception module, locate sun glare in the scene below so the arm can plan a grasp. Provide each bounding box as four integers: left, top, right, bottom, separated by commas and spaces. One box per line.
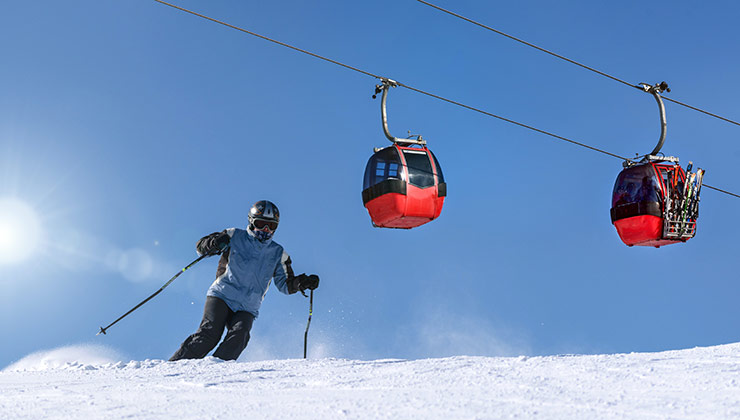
0, 198, 42, 265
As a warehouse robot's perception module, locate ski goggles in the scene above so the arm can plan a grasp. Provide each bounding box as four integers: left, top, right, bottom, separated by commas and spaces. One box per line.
253, 219, 278, 231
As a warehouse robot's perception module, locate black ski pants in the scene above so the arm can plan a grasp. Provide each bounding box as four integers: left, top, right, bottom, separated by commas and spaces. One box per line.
170, 296, 255, 361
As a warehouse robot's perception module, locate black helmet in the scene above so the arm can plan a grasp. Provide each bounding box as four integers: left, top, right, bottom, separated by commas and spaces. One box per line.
248, 200, 280, 241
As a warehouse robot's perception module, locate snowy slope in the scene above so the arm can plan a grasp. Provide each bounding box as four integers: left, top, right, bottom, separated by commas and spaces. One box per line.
2, 344, 739, 419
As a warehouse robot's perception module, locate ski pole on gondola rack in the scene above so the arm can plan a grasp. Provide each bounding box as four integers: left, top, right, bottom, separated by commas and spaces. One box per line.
302, 289, 314, 359
97, 254, 207, 336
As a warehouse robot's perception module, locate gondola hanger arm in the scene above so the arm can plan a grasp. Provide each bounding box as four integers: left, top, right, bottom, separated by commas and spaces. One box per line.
373, 79, 426, 146
638, 81, 670, 159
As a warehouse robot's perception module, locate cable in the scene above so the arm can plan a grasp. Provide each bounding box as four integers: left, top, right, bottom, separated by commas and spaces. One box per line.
661, 96, 740, 127
417, 0, 636, 90
704, 184, 740, 199
415, 0, 740, 128
153, 1, 381, 80
154, 0, 739, 200
396, 83, 629, 160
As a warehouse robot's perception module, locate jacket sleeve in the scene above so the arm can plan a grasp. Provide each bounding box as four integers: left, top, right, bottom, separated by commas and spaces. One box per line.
273, 250, 299, 295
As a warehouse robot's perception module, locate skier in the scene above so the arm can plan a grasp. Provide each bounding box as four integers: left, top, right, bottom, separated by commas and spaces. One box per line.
170, 200, 319, 361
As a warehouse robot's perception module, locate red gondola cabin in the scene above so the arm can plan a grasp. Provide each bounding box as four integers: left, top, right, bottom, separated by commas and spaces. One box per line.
362, 144, 446, 229
610, 161, 701, 247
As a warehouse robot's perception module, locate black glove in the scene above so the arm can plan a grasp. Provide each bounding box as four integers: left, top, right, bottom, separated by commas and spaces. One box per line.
298, 274, 320, 291
288, 274, 320, 294
197, 231, 231, 256
211, 232, 231, 254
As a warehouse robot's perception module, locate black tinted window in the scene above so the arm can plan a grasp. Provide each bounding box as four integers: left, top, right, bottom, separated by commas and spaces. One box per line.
363, 147, 403, 190
612, 164, 661, 207
403, 149, 434, 188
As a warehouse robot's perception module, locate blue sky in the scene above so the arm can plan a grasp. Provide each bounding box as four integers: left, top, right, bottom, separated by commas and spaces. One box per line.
1, 0, 739, 367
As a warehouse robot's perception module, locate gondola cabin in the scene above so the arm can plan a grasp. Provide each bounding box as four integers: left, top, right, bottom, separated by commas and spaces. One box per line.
362, 144, 446, 229
610, 160, 701, 248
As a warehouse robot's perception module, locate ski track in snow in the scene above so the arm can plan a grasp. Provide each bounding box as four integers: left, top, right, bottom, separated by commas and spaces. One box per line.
2, 344, 740, 419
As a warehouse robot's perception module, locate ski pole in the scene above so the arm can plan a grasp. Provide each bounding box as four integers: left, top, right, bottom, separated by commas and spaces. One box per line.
303, 289, 314, 359
97, 254, 207, 336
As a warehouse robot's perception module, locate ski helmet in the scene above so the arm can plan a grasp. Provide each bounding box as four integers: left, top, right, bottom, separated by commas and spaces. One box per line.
248, 200, 280, 241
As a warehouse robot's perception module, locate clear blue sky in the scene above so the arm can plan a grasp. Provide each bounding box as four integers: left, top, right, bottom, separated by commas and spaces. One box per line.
1, 0, 739, 367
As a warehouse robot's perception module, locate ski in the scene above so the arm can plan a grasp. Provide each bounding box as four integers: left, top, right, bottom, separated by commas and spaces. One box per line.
677, 170, 697, 237
689, 168, 705, 220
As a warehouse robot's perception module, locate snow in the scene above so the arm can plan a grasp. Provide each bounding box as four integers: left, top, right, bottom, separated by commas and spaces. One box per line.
2, 344, 740, 419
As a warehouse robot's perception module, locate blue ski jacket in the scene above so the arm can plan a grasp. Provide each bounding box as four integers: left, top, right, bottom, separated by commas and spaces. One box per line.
201, 227, 297, 318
